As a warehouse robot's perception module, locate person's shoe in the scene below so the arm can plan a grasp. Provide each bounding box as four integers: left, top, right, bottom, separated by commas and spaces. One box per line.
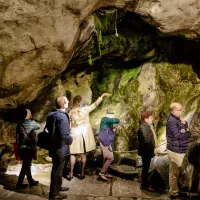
79, 174, 85, 180
67, 172, 73, 181
170, 194, 179, 199
49, 194, 67, 199
181, 186, 189, 193
59, 187, 69, 191
16, 183, 29, 190
106, 173, 113, 178
178, 191, 188, 197
141, 186, 155, 192
99, 172, 108, 181
29, 180, 39, 187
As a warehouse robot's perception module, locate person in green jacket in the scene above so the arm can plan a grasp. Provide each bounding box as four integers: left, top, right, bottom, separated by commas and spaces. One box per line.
99, 109, 120, 181
16, 109, 40, 189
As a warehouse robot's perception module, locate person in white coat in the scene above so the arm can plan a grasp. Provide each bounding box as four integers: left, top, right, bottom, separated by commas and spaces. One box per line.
68, 93, 111, 180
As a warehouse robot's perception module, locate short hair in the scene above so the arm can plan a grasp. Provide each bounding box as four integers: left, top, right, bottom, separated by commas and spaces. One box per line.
56, 96, 67, 109
25, 109, 32, 119
170, 103, 182, 111
141, 111, 153, 121
21, 109, 27, 120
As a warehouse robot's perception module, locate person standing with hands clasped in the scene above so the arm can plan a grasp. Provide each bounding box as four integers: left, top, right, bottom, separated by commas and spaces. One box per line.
166, 103, 191, 199
69, 93, 111, 180
138, 111, 158, 192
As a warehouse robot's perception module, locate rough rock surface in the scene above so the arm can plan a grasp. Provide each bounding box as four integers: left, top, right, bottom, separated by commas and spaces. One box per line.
135, 0, 200, 38
0, 0, 200, 191
2, 172, 199, 200
1, 0, 200, 109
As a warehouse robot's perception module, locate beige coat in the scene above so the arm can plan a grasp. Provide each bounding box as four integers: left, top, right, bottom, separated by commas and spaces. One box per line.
69, 97, 103, 154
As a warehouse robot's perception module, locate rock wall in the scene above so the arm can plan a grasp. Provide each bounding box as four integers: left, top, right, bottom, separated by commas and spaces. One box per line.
1, 0, 200, 110
0, 3, 200, 191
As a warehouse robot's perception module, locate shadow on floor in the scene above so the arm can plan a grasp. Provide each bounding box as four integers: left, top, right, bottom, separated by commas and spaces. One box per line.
0, 172, 49, 199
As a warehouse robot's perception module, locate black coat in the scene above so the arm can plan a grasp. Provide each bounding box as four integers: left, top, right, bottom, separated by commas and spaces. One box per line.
138, 121, 155, 158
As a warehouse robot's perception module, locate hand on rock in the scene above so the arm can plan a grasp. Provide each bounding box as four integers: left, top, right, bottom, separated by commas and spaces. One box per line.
101, 93, 112, 98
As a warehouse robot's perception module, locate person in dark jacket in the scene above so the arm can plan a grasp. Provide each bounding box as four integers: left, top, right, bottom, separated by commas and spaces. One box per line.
138, 111, 157, 192
166, 103, 191, 199
16, 109, 40, 189
47, 96, 73, 200
98, 109, 120, 181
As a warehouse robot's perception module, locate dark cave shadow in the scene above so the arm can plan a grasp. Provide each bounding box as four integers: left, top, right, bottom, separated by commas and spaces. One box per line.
2, 106, 28, 122
67, 10, 200, 80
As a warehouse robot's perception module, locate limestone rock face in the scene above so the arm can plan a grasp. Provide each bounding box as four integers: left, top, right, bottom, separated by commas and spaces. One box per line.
1, 2, 200, 191
0, 0, 100, 109
1, 0, 200, 109
135, 0, 200, 38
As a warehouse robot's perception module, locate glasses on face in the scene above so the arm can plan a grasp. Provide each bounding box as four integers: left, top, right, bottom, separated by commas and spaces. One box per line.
176, 108, 184, 112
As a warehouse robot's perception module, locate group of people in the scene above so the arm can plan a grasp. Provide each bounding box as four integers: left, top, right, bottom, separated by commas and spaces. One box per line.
15, 96, 194, 200
138, 103, 192, 199
15, 93, 121, 200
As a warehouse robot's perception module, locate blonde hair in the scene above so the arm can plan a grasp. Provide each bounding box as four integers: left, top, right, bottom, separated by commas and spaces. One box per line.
170, 103, 182, 111
69, 95, 83, 127
69, 108, 85, 127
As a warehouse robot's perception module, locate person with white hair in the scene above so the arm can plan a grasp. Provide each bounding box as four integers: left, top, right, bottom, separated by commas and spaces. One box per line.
166, 103, 191, 199
16, 109, 40, 189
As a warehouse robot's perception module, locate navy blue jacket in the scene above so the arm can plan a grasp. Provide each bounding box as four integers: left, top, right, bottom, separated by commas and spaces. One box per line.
46, 109, 73, 157
166, 113, 191, 153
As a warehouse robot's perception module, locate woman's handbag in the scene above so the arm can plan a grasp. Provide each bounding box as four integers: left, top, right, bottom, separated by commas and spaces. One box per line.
12, 142, 22, 161
98, 128, 115, 147
13, 126, 22, 161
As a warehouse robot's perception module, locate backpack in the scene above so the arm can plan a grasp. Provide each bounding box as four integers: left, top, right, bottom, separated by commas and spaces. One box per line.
26, 129, 37, 149
37, 129, 52, 150
20, 123, 37, 150
37, 119, 55, 150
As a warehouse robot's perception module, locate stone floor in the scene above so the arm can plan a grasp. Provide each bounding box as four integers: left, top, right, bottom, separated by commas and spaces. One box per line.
0, 172, 199, 200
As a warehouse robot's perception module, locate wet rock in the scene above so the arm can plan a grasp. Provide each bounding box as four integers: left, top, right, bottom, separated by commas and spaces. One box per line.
66, 175, 110, 196
109, 164, 138, 179
114, 152, 137, 167
95, 197, 118, 200
6, 164, 52, 174
1, 172, 199, 200
150, 155, 169, 188
148, 169, 166, 191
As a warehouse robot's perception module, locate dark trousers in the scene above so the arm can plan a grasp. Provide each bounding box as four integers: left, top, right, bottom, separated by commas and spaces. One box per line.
141, 155, 152, 187
17, 149, 34, 185
49, 156, 67, 197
